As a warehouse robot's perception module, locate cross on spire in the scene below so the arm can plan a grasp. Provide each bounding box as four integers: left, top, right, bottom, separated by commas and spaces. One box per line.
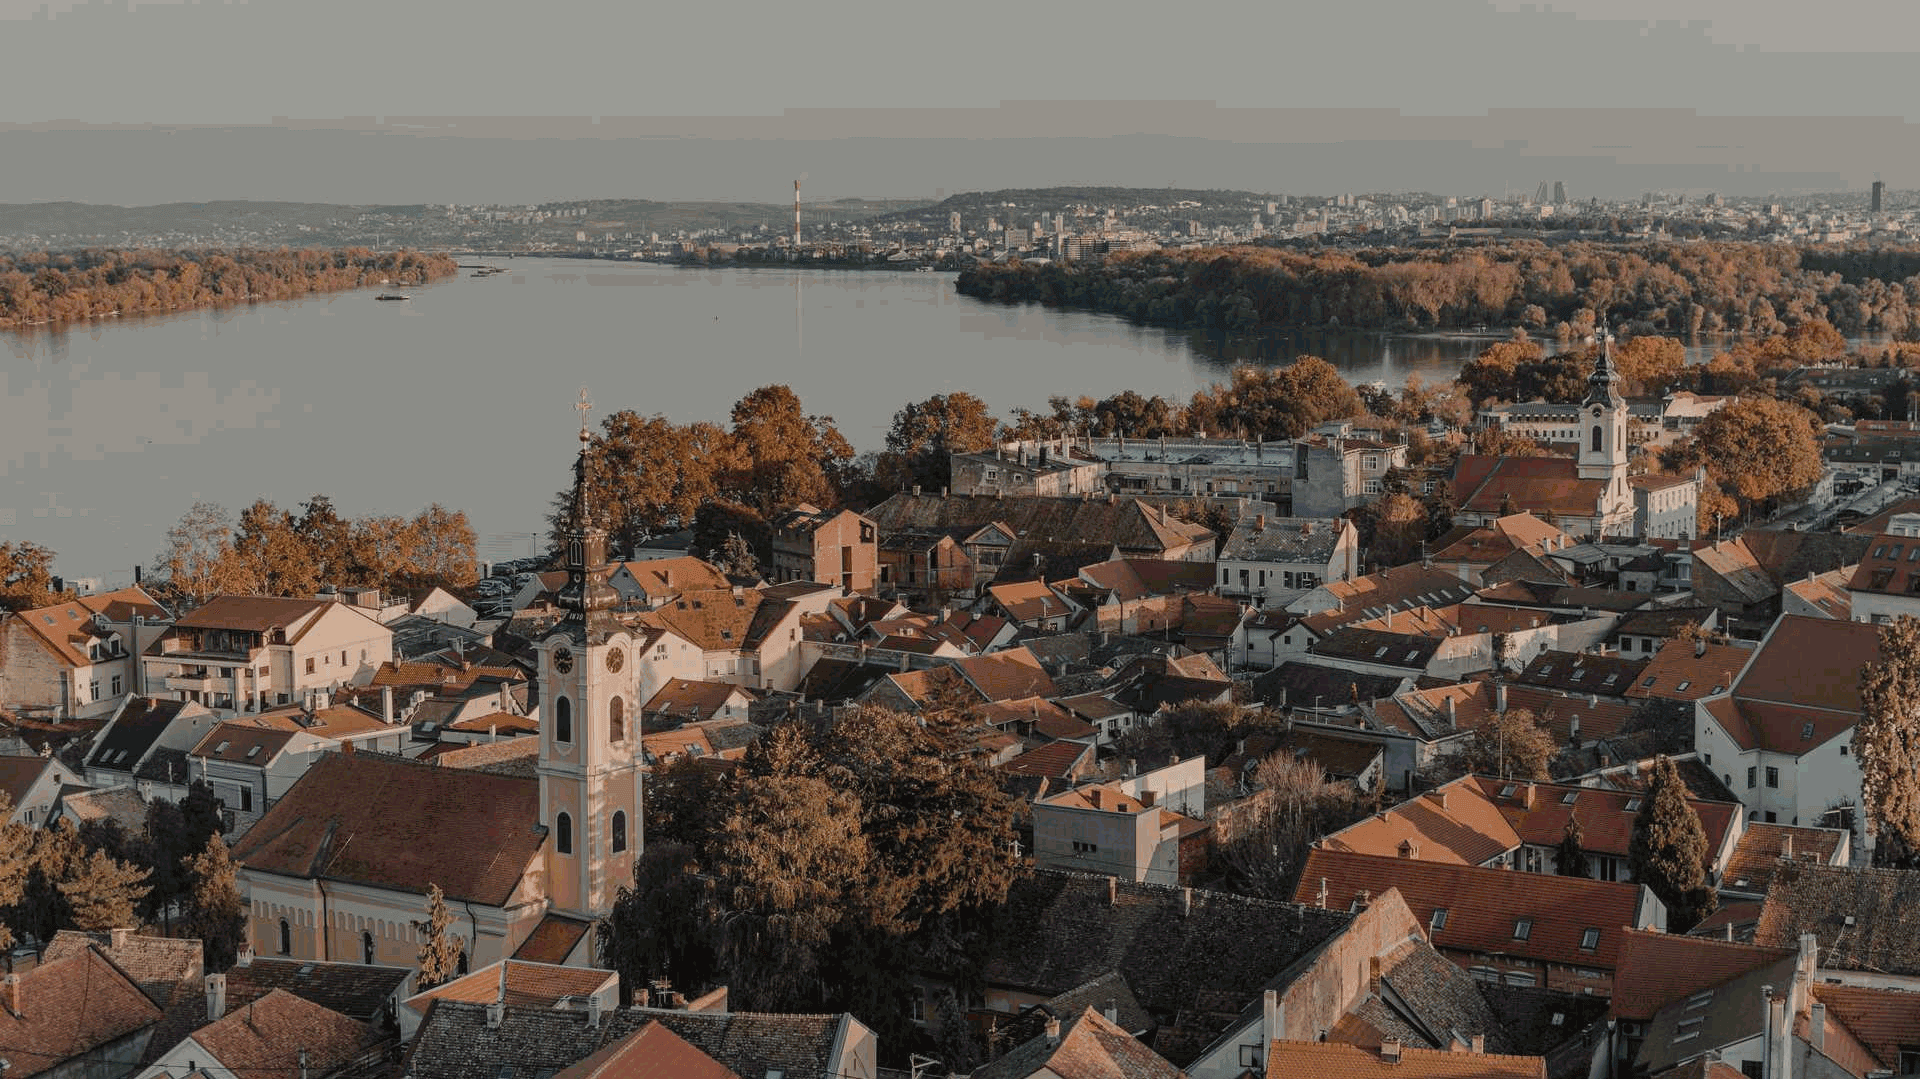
575, 386, 594, 443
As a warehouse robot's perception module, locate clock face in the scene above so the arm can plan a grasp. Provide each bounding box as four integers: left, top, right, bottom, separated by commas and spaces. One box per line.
605, 647, 625, 673
552, 645, 574, 674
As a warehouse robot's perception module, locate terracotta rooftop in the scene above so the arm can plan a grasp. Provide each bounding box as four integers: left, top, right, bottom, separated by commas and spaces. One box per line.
1511, 650, 1646, 697
0, 945, 164, 1078
1295, 848, 1652, 972
1467, 776, 1740, 864
191, 988, 384, 1077
970, 1006, 1182, 1079
1319, 780, 1519, 867
952, 647, 1060, 702
512, 913, 594, 966
1809, 982, 1920, 1076
1625, 639, 1754, 702
1453, 454, 1607, 519
1732, 614, 1882, 715
1720, 823, 1849, 896
231, 750, 544, 906
403, 960, 616, 1017
1606, 927, 1795, 1022
5, 598, 117, 668
998, 740, 1095, 782
225, 955, 412, 1022
1265, 1038, 1545, 1079
553, 1020, 742, 1079
189, 721, 299, 766
172, 594, 330, 633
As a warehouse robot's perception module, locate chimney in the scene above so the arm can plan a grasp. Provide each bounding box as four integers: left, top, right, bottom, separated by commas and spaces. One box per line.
1696, 638, 1707, 658
1766, 988, 1791, 1079
1523, 781, 1536, 809
1380, 1038, 1402, 1065
1798, 932, 1820, 987
588, 993, 603, 1029
1044, 1015, 1062, 1044
1103, 999, 1118, 1024
235, 944, 254, 968
1, 973, 17, 1017
1809, 1000, 1826, 1052
381, 685, 394, 724
1255, 514, 1266, 532
486, 1000, 504, 1029
1444, 697, 1457, 728
1782, 835, 1794, 860
1263, 988, 1281, 1050
110, 928, 132, 950
300, 1049, 310, 1079
1470, 1035, 1485, 1055
1180, 887, 1192, 917
1495, 683, 1508, 713
206, 972, 227, 1021
1107, 876, 1118, 906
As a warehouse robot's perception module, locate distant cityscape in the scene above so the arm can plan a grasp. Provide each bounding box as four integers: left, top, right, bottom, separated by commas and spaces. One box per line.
0, 182, 1912, 263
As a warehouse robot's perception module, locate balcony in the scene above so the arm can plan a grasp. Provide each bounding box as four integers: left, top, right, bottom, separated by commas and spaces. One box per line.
163, 672, 230, 694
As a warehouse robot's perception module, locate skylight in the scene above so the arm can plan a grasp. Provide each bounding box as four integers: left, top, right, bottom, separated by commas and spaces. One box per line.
1561, 791, 1578, 805
1581, 928, 1600, 950
1676, 680, 1692, 691
245, 745, 261, 759
1512, 919, 1533, 941
1802, 722, 1816, 741
214, 741, 229, 754
1499, 784, 1517, 798
1431, 908, 1449, 931
1625, 798, 1642, 812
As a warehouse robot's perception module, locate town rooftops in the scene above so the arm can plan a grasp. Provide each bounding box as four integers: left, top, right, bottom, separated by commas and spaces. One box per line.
970, 1006, 1182, 1079
171, 594, 331, 633
1783, 568, 1852, 619
5, 598, 120, 668
87, 696, 194, 774
1295, 848, 1654, 972
1635, 954, 1800, 1075
1318, 780, 1520, 867
1469, 776, 1740, 864
1077, 558, 1216, 603
979, 869, 1355, 1067
1313, 566, 1479, 628
552, 1021, 742, 1079
613, 556, 729, 600
189, 722, 299, 765
1453, 454, 1607, 518
225, 953, 413, 1022
865, 492, 1212, 554
190, 988, 384, 1078
1309, 627, 1444, 671
1220, 515, 1350, 563
402, 960, 616, 1017
512, 913, 594, 966
76, 585, 171, 624
1511, 649, 1646, 697
231, 750, 544, 907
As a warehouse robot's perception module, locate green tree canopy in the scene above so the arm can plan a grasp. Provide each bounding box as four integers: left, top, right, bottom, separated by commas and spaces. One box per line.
1628, 756, 1717, 932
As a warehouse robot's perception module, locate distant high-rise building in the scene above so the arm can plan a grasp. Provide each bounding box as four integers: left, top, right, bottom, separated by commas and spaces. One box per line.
1054, 214, 1066, 235
1553, 181, 1567, 204
1873, 181, 1886, 213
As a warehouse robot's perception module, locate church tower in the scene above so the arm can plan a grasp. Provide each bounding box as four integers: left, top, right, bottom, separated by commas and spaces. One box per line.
1576, 326, 1633, 533
537, 389, 643, 919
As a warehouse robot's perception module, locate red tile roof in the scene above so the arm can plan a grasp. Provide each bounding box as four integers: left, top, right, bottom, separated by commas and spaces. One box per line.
1607, 928, 1794, 1021
173, 594, 330, 633
231, 750, 544, 906
1625, 639, 1754, 702
1295, 849, 1651, 971
511, 914, 593, 966
1467, 776, 1739, 864
1733, 614, 1882, 714
1453, 455, 1607, 518
998, 740, 1095, 782
192, 988, 382, 1075
1320, 781, 1519, 866
0, 945, 164, 1078
1265, 1038, 1545, 1079
554, 1020, 743, 1079
1809, 983, 1920, 1075
952, 648, 1059, 702
403, 960, 615, 1016
1720, 823, 1849, 895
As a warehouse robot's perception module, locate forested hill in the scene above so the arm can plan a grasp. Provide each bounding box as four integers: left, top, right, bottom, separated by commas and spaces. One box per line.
957, 242, 1920, 337
0, 247, 459, 328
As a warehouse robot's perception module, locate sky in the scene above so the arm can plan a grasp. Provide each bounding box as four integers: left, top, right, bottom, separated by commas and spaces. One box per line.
1, 0, 1917, 203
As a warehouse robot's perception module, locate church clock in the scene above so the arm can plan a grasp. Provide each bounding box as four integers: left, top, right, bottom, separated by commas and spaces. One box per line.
605, 647, 625, 673
552, 644, 574, 674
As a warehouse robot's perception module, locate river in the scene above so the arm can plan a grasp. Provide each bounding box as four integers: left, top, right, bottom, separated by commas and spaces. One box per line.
0, 259, 1770, 584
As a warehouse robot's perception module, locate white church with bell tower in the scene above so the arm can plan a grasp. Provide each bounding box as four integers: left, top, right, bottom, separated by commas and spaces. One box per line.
536, 389, 645, 919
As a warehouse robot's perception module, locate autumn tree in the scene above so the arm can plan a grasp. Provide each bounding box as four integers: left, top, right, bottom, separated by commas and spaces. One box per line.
156, 501, 251, 607
598, 842, 720, 1006
414, 884, 463, 991
181, 834, 245, 971
1554, 817, 1588, 878
1215, 753, 1370, 901
12, 820, 86, 942
878, 392, 999, 493
1856, 615, 1920, 867
59, 849, 150, 932
0, 799, 31, 947
0, 542, 74, 612
404, 504, 478, 590
722, 385, 855, 513
1187, 357, 1362, 440
1667, 397, 1824, 519
1628, 756, 1717, 933
231, 499, 318, 597
1447, 708, 1557, 782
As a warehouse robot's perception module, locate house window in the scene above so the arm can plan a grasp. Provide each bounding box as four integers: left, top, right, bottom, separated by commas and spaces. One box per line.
1513, 919, 1533, 941
554, 697, 572, 743
239, 788, 253, 812
305, 658, 316, 675
1364, 479, 1382, 495
1747, 766, 1757, 789
110, 675, 122, 695
556, 812, 573, 855
612, 811, 628, 853
362, 931, 375, 964
1363, 454, 1380, 471
89, 680, 99, 700
279, 919, 291, 955
608, 697, 625, 743
1766, 767, 1779, 788
1430, 908, 1449, 932
1239, 1045, 1264, 1069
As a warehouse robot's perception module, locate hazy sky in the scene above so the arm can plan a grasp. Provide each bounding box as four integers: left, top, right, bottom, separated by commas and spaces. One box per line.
2, 0, 1916, 202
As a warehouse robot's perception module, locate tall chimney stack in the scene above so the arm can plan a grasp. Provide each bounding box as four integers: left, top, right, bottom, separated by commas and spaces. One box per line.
793, 176, 803, 248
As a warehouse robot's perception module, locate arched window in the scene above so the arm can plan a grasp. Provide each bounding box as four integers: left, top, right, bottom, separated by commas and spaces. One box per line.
609, 696, 625, 743
278, 919, 291, 955
557, 812, 573, 854
612, 810, 628, 853
1590, 425, 1602, 453
554, 696, 572, 743
362, 931, 375, 965
457, 948, 469, 976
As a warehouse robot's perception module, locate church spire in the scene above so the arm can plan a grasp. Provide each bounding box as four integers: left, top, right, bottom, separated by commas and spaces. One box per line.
1585, 319, 1624, 407
558, 387, 618, 634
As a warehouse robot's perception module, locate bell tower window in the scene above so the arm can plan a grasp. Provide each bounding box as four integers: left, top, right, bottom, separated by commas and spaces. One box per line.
1591, 425, 1602, 453
557, 812, 573, 854
612, 810, 628, 853
554, 697, 572, 743
609, 696, 625, 743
